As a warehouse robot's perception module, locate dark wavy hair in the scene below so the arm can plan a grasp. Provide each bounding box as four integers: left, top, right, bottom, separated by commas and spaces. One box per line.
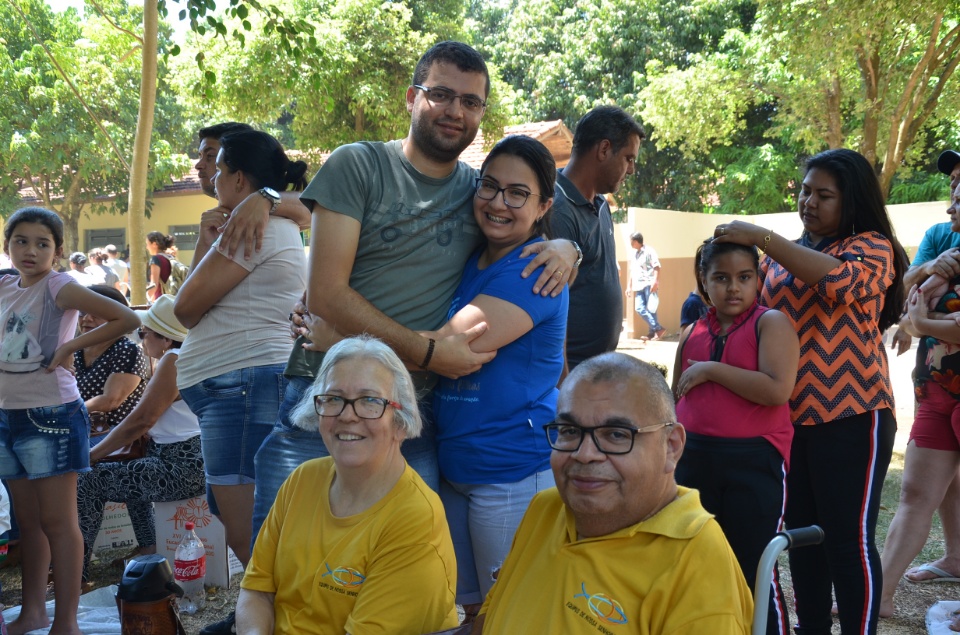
218, 130, 308, 192
803, 149, 908, 332
4, 207, 64, 250
481, 135, 557, 239
146, 231, 175, 250
197, 122, 253, 142
694, 238, 760, 306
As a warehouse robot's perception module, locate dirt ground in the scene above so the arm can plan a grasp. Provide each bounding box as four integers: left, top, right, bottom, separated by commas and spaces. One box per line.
1, 330, 957, 633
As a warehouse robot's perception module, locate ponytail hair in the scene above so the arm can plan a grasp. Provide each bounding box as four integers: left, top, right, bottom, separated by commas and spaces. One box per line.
146, 231, 175, 250
219, 130, 309, 192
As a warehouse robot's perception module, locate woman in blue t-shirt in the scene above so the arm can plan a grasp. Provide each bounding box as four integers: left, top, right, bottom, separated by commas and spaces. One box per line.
427, 135, 568, 616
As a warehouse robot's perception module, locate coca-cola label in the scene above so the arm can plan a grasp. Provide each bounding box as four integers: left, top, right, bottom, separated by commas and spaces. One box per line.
175, 556, 206, 581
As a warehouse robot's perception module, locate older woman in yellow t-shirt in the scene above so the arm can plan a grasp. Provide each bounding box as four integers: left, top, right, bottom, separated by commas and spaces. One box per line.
237, 336, 458, 635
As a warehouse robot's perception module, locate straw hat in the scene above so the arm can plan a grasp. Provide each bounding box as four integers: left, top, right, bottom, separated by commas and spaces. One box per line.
139, 295, 188, 342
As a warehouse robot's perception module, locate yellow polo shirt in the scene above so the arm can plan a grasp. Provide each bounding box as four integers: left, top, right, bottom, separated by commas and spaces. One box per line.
480, 486, 753, 634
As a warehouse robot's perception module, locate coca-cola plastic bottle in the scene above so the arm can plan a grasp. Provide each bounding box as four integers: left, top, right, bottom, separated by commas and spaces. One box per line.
174, 521, 206, 614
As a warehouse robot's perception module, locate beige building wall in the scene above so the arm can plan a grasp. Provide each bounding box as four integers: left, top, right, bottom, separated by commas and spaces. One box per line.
78, 192, 214, 267
617, 200, 950, 337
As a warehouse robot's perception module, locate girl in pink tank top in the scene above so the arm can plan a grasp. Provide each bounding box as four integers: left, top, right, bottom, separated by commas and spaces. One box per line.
672, 239, 799, 635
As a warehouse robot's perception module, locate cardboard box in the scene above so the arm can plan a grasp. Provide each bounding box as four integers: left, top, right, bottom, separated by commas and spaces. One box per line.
92, 502, 137, 552
154, 497, 244, 588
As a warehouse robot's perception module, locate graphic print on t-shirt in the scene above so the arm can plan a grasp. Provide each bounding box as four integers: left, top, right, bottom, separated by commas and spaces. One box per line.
0, 310, 44, 372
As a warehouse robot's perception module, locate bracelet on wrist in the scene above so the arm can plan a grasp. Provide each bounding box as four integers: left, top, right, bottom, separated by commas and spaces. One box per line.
420, 338, 436, 369
759, 233, 772, 253
570, 241, 583, 268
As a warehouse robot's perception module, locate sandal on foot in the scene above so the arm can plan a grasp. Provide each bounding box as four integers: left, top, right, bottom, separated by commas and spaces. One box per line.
904, 563, 960, 583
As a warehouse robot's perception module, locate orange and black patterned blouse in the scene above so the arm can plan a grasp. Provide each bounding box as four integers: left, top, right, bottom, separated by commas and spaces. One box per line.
760, 231, 896, 426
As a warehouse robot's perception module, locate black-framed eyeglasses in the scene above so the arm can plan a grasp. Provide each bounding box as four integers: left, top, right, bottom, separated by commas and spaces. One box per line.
314, 395, 403, 419
137, 328, 151, 339
543, 421, 674, 455
412, 85, 487, 113
475, 178, 539, 209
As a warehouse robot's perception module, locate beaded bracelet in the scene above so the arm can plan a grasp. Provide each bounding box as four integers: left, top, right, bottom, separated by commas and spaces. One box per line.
420, 338, 436, 369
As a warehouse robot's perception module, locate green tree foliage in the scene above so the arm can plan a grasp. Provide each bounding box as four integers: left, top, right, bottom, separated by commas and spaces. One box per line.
641, 0, 960, 202
0, 0, 190, 250
172, 0, 511, 155
472, 0, 757, 211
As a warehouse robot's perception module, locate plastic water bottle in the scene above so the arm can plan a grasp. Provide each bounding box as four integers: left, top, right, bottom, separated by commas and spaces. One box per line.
174, 521, 206, 614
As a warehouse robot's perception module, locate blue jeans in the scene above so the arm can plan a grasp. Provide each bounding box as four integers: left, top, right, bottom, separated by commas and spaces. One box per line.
180, 364, 286, 497
0, 399, 90, 479
252, 376, 440, 543
441, 469, 555, 605
634, 286, 662, 335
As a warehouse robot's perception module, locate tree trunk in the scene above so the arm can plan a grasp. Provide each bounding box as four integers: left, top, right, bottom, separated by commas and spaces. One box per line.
824, 73, 844, 149
877, 15, 960, 197
58, 176, 85, 254
355, 103, 365, 136
126, 0, 159, 305
857, 47, 880, 167
59, 205, 81, 256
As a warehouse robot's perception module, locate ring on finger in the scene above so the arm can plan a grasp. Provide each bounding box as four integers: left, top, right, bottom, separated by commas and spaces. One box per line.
720, 227, 726, 235
554, 270, 564, 278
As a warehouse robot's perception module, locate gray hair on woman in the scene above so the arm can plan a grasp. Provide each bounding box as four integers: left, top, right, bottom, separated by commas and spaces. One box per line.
291, 335, 422, 439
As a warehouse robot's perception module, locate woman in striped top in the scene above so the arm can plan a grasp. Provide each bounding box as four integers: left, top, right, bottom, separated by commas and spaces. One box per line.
714, 148, 908, 635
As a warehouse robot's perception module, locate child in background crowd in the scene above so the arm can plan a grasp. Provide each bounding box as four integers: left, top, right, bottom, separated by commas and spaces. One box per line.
672, 238, 798, 635
0, 207, 139, 635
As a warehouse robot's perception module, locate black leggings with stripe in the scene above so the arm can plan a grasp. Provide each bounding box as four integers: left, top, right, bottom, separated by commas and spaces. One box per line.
676, 433, 789, 635
786, 409, 895, 635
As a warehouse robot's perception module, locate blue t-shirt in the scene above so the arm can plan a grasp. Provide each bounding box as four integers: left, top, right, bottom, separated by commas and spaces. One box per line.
434, 239, 568, 484
680, 291, 708, 328
913, 222, 960, 266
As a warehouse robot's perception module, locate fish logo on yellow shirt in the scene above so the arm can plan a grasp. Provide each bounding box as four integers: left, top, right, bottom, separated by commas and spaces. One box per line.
574, 582, 628, 626
321, 562, 366, 588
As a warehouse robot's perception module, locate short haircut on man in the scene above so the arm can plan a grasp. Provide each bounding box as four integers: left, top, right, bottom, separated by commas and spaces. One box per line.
412, 40, 490, 97
630, 231, 644, 244
568, 352, 675, 425
571, 106, 645, 156
197, 121, 254, 143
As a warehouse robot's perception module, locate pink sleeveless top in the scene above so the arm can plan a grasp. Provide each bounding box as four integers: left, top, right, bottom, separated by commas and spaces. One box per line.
676, 303, 793, 467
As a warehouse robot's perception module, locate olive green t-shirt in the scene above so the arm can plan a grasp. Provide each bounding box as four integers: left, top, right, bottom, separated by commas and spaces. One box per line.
286, 140, 482, 378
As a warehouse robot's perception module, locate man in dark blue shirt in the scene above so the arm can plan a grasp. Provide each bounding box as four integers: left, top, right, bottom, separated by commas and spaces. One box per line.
549, 107, 644, 374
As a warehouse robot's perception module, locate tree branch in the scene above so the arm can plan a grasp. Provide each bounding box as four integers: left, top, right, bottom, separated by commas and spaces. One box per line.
3, 0, 131, 172
87, 0, 143, 44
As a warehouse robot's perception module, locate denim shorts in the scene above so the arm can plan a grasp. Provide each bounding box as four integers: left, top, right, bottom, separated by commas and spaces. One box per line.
0, 399, 91, 479
180, 364, 286, 487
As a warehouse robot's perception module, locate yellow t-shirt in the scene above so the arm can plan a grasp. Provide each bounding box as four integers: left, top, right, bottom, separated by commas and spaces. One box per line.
480, 486, 753, 634
242, 458, 459, 634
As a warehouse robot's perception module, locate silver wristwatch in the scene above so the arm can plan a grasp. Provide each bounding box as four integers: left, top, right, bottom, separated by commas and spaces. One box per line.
570, 240, 583, 268
258, 187, 281, 215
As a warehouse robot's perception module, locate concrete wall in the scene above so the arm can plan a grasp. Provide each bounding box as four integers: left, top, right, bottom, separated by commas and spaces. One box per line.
617, 200, 950, 337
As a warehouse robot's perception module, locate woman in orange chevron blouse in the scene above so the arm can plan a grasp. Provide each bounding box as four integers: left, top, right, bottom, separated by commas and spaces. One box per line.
714, 148, 908, 635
